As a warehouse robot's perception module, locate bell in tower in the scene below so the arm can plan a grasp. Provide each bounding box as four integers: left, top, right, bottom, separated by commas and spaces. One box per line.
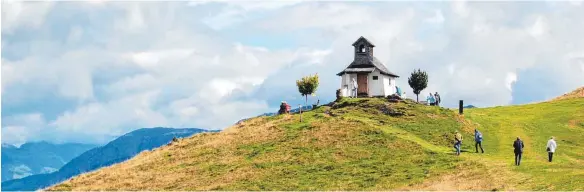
352, 36, 375, 57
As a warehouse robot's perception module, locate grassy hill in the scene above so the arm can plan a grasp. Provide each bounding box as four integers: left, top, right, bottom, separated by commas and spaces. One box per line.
48, 95, 584, 190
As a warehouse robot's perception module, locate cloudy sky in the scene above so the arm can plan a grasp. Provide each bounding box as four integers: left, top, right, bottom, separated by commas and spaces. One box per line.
2, 1, 584, 146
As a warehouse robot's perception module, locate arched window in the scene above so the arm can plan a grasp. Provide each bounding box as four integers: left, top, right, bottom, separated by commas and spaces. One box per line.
359, 45, 365, 53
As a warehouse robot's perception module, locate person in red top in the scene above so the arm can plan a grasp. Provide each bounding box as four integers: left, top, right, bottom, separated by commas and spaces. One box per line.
285, 102, 291, 113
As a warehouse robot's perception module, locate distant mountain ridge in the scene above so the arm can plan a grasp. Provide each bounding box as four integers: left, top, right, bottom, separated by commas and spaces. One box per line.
1, 142, 96, 182
1, 127, 215, 191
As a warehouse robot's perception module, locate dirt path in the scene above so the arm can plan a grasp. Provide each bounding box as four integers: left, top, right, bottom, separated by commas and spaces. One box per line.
400, 154, 531, 190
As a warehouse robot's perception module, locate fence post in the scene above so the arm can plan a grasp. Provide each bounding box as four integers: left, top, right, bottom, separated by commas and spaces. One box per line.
459, 100, 464, 115
299, 104, 302, 122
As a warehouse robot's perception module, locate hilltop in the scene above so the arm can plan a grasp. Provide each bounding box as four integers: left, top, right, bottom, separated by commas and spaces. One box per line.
49, 95, 584, 190
552, 86, 584, 101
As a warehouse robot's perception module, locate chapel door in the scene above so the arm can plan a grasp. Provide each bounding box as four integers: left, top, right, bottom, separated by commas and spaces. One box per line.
357, 73, 368, 96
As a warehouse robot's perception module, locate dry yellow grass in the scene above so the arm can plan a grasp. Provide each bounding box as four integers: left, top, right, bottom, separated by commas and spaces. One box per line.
50, 116, 290, 191
552, 86, 584, 101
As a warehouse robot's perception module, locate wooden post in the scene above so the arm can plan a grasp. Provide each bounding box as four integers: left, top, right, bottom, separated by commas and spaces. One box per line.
299, 104, 302, 122
459, 100, 464, 115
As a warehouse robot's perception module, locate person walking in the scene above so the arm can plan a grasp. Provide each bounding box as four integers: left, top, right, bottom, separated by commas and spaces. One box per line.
454, 131, 463, 156
434, 92, 441, 106
474, 129, 484, 153
546, 136, 557, 162
351, 78, 358, 98
513, 137, 525, 166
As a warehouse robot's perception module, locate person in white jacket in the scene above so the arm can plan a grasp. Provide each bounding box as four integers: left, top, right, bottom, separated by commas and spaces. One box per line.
351, 78, 358, 98
546, 136, 557, 162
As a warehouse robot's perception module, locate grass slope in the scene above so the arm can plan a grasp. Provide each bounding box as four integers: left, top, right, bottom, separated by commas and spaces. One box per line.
49, 97, 584, 190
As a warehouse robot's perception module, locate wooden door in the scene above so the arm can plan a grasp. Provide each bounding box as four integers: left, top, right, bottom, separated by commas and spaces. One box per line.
357, 74, 368, 96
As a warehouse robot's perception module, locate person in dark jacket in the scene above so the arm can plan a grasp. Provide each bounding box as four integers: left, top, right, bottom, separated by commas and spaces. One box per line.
474, 129, 484, 153
513, 137, 525, 166
434, 92, 441, 106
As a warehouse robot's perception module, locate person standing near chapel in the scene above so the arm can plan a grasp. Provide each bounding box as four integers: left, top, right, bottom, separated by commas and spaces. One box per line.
351, 78, 358, 98
434, 92, 441, 106
546, 136, 557, 162
513, 137, 525, 166
428, 93, 436, 106
474, 129, 484, 153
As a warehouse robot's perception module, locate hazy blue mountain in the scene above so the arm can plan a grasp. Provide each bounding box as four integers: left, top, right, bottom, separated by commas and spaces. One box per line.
464, 105, 477, 108
2, 127, 216, 191
1, 142, 96, 182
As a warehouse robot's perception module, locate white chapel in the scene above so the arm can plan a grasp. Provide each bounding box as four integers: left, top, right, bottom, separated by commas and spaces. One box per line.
337, 36, 400, 97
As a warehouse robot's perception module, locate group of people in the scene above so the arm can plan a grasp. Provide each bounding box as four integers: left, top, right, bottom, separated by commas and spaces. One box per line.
454, 129, 558, 166
278, 101, 291, 115
512, 136, 558, 166
426, 92, 441, 106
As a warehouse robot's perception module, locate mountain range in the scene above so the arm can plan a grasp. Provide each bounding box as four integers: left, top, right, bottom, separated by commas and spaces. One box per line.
2, 127, 214, 191
1, 142, 96, 182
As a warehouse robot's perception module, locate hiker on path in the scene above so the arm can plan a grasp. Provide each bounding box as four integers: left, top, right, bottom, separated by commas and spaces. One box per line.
513, 137, 525, 166
474, 129, 485, 153
434, 92, 441, 106
351, 78, 358, 98
546, 136, 557, 162
454, 131, 463, 156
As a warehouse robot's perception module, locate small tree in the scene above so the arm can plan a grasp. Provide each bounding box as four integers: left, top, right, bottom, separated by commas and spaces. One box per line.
408, 69, 428, 102
296, 73, 320, 106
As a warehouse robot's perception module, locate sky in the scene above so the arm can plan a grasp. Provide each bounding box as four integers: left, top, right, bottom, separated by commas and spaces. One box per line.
2, 1, 584, 146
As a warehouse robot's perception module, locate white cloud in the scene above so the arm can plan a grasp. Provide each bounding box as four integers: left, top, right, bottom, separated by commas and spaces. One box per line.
452, 1, 469, 18
426, 9, 445, 24
190, 0, 305, 30
48, 91, 167, 143
3, 1, 584, 145
67, 26, 84, 43
1, 113, 47, 146
10, 165, 33, 179
198, 78, 239, 103
256, 2, 378, 32
448, 64, 456, 75
527, 16, 549, 40
568, 0, 583, 6
1, 1, 54, 33
505, 72, 518, 91
126, 49, 195, 69
485, 78, 493, 85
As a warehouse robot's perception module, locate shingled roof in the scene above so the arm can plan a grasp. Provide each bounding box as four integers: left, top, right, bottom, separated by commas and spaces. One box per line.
337, 57, 399, 77
352, 36, 375, 47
